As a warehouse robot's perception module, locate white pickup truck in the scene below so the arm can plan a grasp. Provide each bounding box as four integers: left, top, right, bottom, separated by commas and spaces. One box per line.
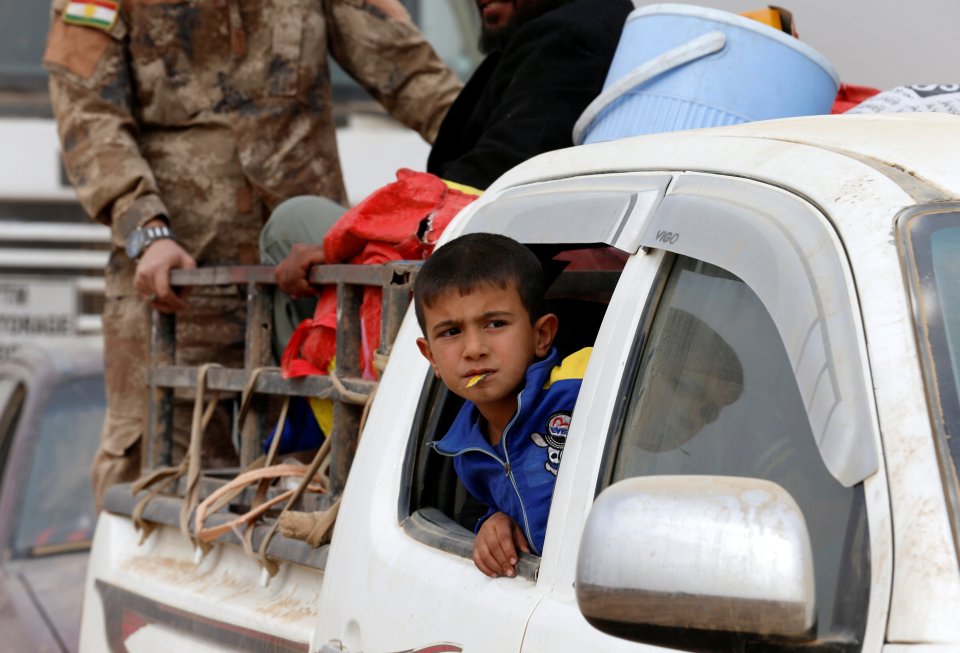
81, 113, 960, 652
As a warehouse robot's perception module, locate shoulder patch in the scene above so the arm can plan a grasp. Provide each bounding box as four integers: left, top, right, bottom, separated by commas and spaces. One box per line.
544, 347, 592, 388
63, 1, 119, 31
44, 17, 113, 79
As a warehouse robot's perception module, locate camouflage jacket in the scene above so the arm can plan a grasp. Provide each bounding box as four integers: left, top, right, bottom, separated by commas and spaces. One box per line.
43, 0, 462, 256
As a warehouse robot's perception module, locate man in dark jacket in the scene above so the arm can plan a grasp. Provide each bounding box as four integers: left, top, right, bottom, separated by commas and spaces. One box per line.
267, 0, 633, 341
427, 0, 633, 189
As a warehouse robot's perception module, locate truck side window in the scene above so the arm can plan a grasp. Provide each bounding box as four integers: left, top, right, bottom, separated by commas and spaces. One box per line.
405, 245, 626, 560
606, 255, 870, 649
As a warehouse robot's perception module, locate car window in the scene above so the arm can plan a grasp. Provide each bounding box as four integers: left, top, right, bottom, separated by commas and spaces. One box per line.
606, 255, 870, 648
404, 245, 627, 566
900, 208, 960, 557
902, 210, 960, 475
13, 374, 104, 556
639, 175, 878, 486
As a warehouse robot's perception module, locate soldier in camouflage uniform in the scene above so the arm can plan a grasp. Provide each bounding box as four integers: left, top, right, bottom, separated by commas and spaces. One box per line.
43, 0, 462, 510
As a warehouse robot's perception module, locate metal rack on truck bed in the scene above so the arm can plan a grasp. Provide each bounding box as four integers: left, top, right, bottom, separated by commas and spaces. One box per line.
104, 261, 419, 570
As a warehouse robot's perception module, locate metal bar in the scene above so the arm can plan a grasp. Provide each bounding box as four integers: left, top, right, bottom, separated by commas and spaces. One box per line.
380, 285, 411, 359
241, 280, 274, 467
329, 282, 364, 495
307, 262, 420, 287
170, 265, 276, 287
244, 280, 274, 370
379, 261, 418, 360
145, 263, 415, 482
148, 311, 176, 468
167, 262, 421, 289
149, 367, 375, 403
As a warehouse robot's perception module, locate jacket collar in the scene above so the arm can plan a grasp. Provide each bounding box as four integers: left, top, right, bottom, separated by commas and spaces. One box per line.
431, 347, 560, 456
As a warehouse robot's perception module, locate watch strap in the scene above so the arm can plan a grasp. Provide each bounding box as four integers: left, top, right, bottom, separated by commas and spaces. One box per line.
128, 224, 177, 259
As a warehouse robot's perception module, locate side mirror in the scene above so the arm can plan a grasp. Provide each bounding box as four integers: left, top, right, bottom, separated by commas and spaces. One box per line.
577, 475, 816, 647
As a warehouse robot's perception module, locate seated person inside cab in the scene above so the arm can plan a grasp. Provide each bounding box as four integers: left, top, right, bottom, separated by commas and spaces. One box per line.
413, 233, 590, 578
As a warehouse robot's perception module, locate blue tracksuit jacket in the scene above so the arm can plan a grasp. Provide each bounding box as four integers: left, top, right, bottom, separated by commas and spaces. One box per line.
429, 347, 591, 554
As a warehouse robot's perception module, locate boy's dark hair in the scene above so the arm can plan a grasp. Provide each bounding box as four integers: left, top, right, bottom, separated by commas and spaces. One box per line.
414, 233, 546, 333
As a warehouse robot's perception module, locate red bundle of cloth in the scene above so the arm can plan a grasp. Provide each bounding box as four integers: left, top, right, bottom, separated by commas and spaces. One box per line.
832, 83, 881, 114
281, 169, 480, 379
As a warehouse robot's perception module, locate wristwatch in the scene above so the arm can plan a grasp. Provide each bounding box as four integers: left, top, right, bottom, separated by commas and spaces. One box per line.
125, 223, 177, 260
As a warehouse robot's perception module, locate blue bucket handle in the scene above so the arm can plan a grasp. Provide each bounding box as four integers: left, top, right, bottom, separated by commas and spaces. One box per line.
573, 30, 727, 145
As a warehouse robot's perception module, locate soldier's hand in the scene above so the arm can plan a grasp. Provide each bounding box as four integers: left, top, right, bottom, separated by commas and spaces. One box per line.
134, 239, 196, 313
275, 243, 326, 299
473, 511, 530, 578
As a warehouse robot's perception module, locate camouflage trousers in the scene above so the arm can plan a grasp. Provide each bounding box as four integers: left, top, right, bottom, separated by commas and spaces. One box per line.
92, 287, 247, 511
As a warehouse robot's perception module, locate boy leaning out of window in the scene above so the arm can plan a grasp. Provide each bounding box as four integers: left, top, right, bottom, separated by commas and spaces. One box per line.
414, 233, 590, 578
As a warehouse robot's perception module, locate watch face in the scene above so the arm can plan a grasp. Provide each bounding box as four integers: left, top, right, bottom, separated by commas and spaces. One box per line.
125, 228, 145, 259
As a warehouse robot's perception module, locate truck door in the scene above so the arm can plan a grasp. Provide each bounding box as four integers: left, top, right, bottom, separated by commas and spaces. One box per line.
314, 175, 668, 653
522, 173, 892, 651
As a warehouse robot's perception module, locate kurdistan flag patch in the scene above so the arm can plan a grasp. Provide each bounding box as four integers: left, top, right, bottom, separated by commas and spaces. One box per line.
63, 0, 119, 30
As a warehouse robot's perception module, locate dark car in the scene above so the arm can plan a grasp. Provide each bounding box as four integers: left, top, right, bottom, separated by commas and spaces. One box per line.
0, 338, 104, 652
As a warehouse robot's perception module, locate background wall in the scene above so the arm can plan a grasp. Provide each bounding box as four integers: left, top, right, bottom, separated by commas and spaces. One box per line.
669, 1, 959, 89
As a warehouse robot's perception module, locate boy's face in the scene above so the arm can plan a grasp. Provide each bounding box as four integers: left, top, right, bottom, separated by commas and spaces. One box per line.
417, 282, 557, 420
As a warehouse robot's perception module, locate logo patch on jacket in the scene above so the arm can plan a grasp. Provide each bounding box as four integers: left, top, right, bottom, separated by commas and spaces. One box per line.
531, 411, 570, 476
63, 1, 119, 31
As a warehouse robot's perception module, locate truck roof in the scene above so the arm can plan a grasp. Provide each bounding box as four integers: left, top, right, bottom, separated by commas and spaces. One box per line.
490, 113, 960, 228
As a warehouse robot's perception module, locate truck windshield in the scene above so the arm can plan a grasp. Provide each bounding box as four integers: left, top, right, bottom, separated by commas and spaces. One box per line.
903, 210, 960, 487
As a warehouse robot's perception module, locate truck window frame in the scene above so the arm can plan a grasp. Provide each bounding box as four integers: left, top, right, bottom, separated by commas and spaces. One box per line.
399, 244, 628, 577
897, 202, 960, 563
596, 252, 871, 650
636, 172, 879, 487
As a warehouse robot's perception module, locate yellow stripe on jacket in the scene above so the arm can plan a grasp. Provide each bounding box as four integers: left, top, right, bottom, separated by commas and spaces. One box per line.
544, 347, 592, 388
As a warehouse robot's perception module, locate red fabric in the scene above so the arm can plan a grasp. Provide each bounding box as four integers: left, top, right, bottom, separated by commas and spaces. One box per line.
281, 169, 479, 379
832, 83, 882, 114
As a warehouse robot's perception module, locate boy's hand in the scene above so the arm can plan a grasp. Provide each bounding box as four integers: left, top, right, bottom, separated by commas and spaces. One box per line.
275, 243, 326, 299
473, 512, 530, 578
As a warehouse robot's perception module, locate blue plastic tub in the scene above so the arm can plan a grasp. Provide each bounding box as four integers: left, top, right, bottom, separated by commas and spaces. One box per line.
574, 3, 840, 145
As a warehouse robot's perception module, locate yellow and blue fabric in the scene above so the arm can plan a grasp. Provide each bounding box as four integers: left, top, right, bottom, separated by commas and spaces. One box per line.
263, 396, 331, 455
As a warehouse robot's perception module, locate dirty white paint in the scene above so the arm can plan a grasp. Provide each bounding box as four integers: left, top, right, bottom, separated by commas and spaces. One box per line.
80, 515, 322, 651
81, 114, 960, 652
